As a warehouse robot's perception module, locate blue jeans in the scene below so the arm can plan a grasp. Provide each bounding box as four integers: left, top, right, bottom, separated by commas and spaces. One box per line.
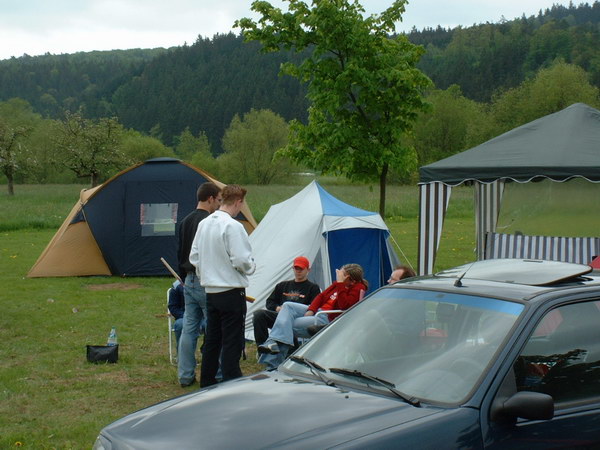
259, 303, 329, 370
268, 302, 329, 346
177, 272, 206, 384
173, 318, 183, 346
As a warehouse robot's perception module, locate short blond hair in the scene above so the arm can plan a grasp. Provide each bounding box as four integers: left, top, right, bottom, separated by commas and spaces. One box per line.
221, 184, 247, 205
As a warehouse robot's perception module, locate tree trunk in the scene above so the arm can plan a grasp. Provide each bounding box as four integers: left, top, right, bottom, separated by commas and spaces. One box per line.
91, 172, 99, 188
379, 162, 388, 218
7, 174, 14, 196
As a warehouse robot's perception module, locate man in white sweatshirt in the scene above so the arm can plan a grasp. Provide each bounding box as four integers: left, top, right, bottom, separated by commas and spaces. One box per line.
190, 184, 255, 387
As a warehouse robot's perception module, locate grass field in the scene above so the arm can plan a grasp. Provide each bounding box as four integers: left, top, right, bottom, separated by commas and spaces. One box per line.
0, 183, 476, 448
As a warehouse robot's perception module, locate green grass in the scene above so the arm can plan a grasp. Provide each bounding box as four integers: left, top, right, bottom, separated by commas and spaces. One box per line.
0, 183, 476, 448
0, 185, 89, 232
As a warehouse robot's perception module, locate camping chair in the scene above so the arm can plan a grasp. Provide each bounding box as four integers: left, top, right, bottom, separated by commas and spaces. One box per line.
167, 288, 177, 366
305, 289, 365, 338
306, 310, 343, 337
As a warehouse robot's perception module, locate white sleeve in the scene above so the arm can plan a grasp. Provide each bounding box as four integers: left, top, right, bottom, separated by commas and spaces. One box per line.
225, 222, 256, 275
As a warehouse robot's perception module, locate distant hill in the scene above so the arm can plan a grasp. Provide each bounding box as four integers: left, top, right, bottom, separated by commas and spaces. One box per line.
409, 1, 600, 101
0, 48, 167, 118
1, 1, 600, 151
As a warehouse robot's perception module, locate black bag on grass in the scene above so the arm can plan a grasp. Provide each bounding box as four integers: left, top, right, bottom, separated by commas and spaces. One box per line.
86, 344, 118, 363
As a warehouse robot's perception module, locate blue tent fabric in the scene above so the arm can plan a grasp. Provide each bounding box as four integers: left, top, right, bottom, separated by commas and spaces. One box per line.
317, 183, 374, 217
326, 228, 392, 290
83, 160, 207, 276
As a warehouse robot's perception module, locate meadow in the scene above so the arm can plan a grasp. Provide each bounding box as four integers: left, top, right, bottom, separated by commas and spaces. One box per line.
0, 182, 475, 448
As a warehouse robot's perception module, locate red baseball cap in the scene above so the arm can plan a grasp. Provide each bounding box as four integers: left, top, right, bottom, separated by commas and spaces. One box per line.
293, 256, 310, 270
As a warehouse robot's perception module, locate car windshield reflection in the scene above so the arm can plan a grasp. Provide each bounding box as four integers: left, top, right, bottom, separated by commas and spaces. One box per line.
282, 288, 524, 404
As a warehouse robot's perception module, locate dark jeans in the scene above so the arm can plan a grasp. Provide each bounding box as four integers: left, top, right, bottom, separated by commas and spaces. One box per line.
252, 309, 278, 345
200, 288, 246, 387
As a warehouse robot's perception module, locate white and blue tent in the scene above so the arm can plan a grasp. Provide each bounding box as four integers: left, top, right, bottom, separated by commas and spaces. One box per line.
245, 180, 399, 340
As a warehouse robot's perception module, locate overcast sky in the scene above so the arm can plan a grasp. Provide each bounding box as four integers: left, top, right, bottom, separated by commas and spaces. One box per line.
0, 0, 573, 60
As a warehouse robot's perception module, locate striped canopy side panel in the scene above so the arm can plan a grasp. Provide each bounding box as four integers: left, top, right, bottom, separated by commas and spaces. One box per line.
475, 181, 505, 260
485, 232, 600, 264
418, 182, 452, 275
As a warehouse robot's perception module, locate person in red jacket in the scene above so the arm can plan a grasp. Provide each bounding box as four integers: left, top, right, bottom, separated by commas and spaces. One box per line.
257, 263, 367, 366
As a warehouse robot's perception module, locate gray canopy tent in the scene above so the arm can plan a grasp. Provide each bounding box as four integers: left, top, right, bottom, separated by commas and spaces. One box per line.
418, 102, 600, 275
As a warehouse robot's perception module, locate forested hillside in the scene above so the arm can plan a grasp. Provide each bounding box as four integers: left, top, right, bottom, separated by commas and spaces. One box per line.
1, 1, 600, 153
411, 1, 600, 100
111, 34, 309, 150
0, 48, 166, 118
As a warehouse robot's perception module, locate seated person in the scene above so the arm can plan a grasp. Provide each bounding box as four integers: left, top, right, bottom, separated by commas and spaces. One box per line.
387, 265, 416, 284
258, 263, 368, 369
252, 256, 321, 345
168, 280, 185, 346
305, 263, 415, 337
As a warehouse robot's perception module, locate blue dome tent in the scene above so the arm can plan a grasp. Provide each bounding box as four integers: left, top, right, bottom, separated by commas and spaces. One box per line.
28, 158, 257, 277
245, 180, 400, 340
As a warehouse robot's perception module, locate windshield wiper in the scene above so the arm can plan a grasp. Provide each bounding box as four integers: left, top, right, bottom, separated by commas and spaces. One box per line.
289, 355, 335, 386
329, 367, 421, 407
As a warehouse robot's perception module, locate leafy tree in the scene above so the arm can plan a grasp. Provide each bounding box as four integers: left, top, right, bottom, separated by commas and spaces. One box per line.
492, 60, 600, 132
172, 127, 220, 176
0, 120, 30, 195
526, 60, 600, 114
411, 85, 493, 167
22, 118, 75, 184
52, 110, 129, 187
236, 0, 431, 216
120, 129, 175, 164
0, 99, 40, 195
220, 108, 291, 184
174, 127, 212, 161
190, 149, 220, 179
524, 21, 572, 71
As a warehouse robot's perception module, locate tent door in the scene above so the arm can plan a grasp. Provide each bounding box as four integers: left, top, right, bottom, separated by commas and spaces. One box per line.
121, 181, 193, 276
325, 228, 392, 293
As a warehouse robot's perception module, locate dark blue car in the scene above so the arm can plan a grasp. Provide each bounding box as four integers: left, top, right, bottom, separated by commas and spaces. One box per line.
94, 259, 600, 449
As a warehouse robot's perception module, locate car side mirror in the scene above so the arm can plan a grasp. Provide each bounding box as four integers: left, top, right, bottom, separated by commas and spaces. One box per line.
492, 391, 554, 422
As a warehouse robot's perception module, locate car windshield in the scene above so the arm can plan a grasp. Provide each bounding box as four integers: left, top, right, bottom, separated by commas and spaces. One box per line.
282, 287, 524, 404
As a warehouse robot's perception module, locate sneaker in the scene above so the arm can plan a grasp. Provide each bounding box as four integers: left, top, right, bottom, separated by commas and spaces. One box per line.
257, 341, 280, 354
180, 378, 197, 388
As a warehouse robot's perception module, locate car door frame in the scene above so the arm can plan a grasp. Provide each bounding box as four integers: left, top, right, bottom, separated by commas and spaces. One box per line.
479, 289, 600, 448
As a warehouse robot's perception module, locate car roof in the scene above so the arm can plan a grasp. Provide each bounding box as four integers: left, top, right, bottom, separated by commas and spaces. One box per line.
389, 259, 600, 303
437, 259, 592, 285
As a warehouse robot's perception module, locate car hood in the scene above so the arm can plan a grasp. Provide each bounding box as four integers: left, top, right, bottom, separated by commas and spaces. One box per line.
100, 370, 443, 449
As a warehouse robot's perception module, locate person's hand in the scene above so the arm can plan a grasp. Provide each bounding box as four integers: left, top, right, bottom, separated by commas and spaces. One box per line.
275, 306, 282, 312
304, 310, 315, 316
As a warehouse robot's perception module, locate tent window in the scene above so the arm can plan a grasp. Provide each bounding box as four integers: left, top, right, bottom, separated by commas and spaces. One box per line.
140, 203, 178, 237
496, 178, 600, 237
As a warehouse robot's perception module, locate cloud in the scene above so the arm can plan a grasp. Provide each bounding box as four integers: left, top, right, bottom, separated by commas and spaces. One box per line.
0, 0, 571, 59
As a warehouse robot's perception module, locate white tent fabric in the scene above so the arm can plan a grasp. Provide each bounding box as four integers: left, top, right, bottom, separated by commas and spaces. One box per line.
245, 180, 399, 340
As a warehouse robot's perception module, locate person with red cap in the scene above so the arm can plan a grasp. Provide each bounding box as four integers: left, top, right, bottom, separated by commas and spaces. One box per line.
258, 263, 368, 369
252, 256, 321, 346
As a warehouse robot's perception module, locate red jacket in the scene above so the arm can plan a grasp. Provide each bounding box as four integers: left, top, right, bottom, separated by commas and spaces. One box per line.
307, 281, 367, 321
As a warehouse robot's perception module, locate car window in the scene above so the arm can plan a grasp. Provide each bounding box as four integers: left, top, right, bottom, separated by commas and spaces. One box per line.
514, 300, 600, 406
285, 288, 524, 404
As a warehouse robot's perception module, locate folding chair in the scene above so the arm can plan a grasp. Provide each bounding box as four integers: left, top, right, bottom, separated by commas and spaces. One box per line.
305, 290, 364, 337
167, 288, 177, 365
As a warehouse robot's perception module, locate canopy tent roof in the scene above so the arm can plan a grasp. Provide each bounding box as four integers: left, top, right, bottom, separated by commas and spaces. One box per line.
420, 103, 600, 186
